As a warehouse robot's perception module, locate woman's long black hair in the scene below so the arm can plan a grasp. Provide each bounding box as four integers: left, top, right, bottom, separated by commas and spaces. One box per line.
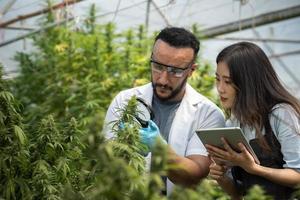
216, 42, 300, 150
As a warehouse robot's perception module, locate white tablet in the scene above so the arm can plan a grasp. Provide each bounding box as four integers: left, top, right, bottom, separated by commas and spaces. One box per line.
196, 127, 260, 164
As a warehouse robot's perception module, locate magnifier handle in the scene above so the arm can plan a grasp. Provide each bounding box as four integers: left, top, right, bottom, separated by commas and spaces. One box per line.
140, 120, 149, 128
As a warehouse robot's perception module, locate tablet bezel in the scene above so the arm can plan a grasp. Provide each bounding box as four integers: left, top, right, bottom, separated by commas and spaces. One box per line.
196, 127, 260, 164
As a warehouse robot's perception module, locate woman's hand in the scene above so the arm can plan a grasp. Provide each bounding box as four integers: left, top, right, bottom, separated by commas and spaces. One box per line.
208, 155, 243, 200
209, 159, 228, 181
206, 138, 258, 174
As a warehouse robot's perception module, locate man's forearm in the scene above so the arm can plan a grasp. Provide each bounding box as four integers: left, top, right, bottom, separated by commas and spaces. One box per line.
167, 148, 210, 186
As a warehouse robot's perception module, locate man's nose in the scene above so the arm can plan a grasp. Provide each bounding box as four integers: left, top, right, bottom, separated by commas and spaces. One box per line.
157, 70, 169, 85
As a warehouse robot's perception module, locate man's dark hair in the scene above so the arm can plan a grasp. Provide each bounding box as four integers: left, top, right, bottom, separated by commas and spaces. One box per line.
154, 27, 200, 58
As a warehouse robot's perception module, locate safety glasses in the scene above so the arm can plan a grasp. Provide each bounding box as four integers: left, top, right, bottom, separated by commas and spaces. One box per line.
150, 59, 192, 78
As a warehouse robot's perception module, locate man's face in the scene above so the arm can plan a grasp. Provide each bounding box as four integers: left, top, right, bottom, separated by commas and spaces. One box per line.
151, 40, 196, 101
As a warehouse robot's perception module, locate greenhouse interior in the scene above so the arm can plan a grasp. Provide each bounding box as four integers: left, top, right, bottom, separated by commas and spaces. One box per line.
0, 0, 300, 199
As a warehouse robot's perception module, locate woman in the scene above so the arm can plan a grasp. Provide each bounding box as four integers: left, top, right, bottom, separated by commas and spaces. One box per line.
207, 42, 300, 200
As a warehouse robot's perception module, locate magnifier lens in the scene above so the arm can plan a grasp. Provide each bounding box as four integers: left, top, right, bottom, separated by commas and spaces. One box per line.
135, 98, 154, 128
136, 103, 151, 122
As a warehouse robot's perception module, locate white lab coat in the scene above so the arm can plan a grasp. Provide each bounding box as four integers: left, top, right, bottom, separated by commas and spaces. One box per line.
103, 83, 225, 195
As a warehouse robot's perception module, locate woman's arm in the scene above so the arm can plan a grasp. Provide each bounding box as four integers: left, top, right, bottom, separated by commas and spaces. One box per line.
206, 139, 300, 187
247, 163, 300, 187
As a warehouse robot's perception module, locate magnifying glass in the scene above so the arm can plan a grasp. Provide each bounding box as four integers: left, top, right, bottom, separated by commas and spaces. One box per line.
135, 97, 154, 128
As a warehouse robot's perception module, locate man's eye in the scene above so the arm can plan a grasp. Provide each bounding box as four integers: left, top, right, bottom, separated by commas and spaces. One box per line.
171, 68, 183, 74
154, 64, 163, 70
215, 77, 220, 82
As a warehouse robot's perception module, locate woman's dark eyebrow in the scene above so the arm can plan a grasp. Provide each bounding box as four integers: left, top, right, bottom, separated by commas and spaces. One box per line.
215, 73, 231, 79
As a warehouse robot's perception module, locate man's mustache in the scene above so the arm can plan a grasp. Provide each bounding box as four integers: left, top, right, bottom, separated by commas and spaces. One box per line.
154, 83, 172, 91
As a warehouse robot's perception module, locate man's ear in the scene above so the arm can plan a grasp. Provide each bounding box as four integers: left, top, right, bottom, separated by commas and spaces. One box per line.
188, 63, 198, 76
190, 63, 198, 71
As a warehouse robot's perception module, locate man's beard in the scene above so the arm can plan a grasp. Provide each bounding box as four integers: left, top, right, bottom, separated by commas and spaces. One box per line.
152, 76, 188, 101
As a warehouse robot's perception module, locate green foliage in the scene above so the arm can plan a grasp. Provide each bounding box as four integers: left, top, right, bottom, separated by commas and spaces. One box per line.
244, 185, 273, 200
188, 62, 216, 98
12, 12, 153, 151
110, 96, 147, 173
0, 65, 31, 200
170, 179, 230, 200
29, 115, 84, 200
189, 24, 219, 103
292, 185, 300, 199
0, 64, 86, 199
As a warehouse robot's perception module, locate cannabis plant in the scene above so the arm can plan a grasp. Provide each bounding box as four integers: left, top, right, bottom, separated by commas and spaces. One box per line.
0, 65, 31, 199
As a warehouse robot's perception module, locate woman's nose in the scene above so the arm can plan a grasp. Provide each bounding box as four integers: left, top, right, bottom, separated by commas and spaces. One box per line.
217, 82, 225, 94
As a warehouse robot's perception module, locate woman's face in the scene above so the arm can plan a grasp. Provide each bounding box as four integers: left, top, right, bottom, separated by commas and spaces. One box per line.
216, 61, 237, 110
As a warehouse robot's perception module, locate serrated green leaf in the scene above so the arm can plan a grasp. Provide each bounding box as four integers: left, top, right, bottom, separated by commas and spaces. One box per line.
14, 125, 27, 145
0, 91, 14, 102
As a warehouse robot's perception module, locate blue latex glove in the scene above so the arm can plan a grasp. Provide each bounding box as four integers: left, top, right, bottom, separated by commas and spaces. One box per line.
139, 120, 166, 150
118, 121, 125, 130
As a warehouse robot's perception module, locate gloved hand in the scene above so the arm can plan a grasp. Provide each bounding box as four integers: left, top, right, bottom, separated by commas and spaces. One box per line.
139, 120, 166, 150
118, 121, 125, 130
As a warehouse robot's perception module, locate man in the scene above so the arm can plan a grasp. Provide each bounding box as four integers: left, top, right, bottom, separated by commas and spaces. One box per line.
103, 27, 225, 195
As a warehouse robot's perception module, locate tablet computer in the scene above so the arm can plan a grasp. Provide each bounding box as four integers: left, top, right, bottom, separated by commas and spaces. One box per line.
196, 127, 260, 164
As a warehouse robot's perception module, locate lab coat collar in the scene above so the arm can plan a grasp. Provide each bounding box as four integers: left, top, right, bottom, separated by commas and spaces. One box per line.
135, 83, 153, 106
183, 83, 205, 106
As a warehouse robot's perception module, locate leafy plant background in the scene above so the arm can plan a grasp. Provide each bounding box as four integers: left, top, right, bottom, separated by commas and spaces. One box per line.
1, 2, 296, 200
